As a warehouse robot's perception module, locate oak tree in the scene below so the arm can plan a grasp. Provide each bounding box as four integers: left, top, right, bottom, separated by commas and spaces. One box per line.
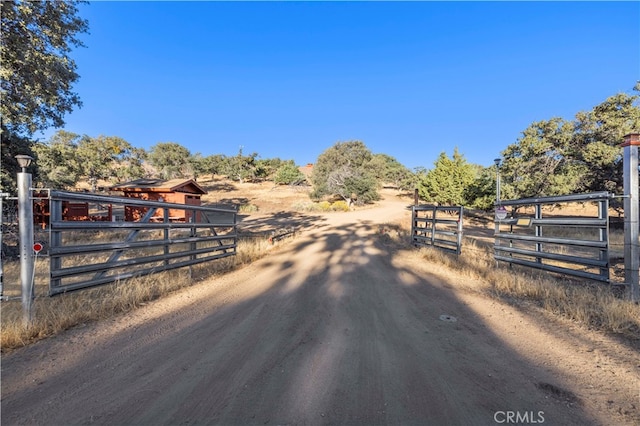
147, 142, 193, 180
1, 0, 88, 136
1, 0, 88, 192
32, 130, 83, 189
311, 141, 379, 205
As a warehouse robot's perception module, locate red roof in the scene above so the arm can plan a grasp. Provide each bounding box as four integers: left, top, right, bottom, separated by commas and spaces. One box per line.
110, 178, 207, 195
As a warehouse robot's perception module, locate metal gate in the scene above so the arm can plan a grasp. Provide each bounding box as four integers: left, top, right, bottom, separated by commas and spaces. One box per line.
494, 192, 611, 282
2, 190, 237, 296
47, 190, 237, 295
411, 205, 463, 254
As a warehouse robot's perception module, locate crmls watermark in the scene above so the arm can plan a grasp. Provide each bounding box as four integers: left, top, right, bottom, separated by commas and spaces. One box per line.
494, 411, 545, 424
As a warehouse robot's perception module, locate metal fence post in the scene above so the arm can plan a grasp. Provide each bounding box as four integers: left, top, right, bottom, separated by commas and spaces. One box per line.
622, 134, 639, 302
49, 199, 63, 292
430, 206, 436, 246
457, 207, 464, 255
0, 192, 7, 299
598, 198, 610, 281
17, 160, 35, 325
535, 204, 542, 264
163, 206, 170, 267
411, 205, 416, 243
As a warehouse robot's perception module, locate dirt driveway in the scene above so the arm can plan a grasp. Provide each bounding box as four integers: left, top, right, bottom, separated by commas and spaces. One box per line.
1, 191, 639, 425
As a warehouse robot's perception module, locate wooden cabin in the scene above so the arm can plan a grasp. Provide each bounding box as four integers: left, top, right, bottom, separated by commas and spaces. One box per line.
110, 178, 207, 222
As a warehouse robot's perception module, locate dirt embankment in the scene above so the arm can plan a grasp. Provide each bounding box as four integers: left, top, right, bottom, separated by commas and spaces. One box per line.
1, 189, 639, 425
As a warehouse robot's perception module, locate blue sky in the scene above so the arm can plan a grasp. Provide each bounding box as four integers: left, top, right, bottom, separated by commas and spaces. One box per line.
39, 1, 639, 170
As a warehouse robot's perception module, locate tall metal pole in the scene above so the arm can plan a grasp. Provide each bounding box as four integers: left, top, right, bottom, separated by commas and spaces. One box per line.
494, 158, 501, 204
622, 134, 639, 302
18, 170, 34, 324
493, 158, 503, 258
0, 192, 6, 300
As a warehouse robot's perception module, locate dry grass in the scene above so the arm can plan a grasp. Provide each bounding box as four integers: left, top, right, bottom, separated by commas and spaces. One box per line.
375, 216, 639, 341
0, 234, 287, 352
398, 230, 640, 341
1, 270, 192, 349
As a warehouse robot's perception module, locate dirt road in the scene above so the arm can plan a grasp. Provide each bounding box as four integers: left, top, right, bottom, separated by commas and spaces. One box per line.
2, 193, 639, 425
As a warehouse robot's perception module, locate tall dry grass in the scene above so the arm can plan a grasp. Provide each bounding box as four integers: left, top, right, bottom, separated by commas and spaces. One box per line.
400, 231, 639, 341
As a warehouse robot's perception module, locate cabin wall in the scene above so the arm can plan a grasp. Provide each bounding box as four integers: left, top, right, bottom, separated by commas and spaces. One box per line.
122, 191, 201, 222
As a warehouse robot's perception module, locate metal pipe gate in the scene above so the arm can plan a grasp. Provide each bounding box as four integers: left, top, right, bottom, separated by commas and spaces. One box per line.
494, 192, 611, 283
412, 205, 463, 254
44, 190, 237, 295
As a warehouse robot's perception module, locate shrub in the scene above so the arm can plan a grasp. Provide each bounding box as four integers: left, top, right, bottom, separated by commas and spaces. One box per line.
318, 201, 332, 211
274, 162, 306, 185
331, 200, 350, 211
239, 203, 259, 213
291, 201, 316, 212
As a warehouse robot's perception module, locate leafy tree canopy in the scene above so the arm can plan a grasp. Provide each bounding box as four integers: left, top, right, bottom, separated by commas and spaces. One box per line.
1, 0, 88, 137
571, 92, 640, 194
32, 130, 83, 189
187, 153, 209, 181
368, 153, 414, 190
417, 148, 475, 206
77, 135, 137, 191
274, 161, 306, 185
255, 158, 287, 181
147, 142, 192, 180
221, 147, 259, 183
31, 131, 143, 191
500, 91, 640, 200
1, 0, 88, 192
311, 140, 379, 205
1, 125, 33, 193
463, 164, 499, 211
201, 154, 228, 176
501, 117, 578, 198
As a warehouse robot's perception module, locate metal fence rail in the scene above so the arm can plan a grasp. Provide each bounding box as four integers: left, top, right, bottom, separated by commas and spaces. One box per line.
412, 205, 463, 254
47, 190, 237, 295
494, 192, 610, 283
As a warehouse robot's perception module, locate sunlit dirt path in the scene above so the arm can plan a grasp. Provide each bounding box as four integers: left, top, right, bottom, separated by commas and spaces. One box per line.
1, 192, 638, 425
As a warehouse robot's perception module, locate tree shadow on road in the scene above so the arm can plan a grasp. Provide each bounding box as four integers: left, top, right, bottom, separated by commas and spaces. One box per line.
237, 211, 328, 238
